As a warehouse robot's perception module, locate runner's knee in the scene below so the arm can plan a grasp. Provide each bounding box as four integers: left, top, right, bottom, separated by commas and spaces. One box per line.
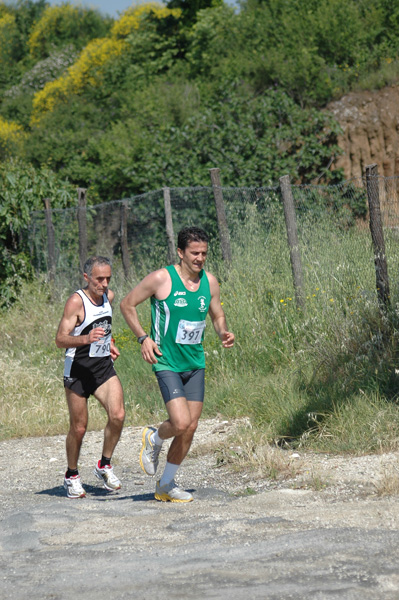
109, 407, 125, 428
187, 419, 199, 435
171, 415, 192, 436
70, 423, 87, 441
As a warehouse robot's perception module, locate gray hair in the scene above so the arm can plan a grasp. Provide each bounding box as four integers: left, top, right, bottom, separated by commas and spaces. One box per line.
83, 256, 111, 277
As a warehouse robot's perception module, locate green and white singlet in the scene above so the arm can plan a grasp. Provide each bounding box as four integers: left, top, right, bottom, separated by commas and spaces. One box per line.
151, 265, 211, 372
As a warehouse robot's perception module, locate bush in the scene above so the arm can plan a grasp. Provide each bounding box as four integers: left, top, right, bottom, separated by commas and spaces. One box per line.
0, 159, 75, 305
28, 3, 111, 60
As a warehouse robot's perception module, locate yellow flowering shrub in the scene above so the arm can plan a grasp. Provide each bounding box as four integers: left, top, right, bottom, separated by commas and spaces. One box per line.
0, 13, 18, 60
31, 38, 124, 123
31, 1, 181, 124
28, 5, 79, 59
68, 37, 125, 90
0, 12, 15, 39
112, 2, 181, 39
0, 116, 27, 156
32, 76, 69, 120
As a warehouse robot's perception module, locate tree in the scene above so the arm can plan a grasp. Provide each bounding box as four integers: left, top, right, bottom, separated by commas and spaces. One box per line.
0, 159, 75, 306
27, 3, 112, 60
75, 84, 343, 198
166, 0, 223, 27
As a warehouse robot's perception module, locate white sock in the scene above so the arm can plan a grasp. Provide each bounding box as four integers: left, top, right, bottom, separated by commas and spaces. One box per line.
151, 429, 163, 447
160, 462, 179, 486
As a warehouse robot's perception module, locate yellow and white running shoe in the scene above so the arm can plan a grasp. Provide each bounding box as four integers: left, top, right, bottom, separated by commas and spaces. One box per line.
140, 426, 162, 476
155, 479, 193, 503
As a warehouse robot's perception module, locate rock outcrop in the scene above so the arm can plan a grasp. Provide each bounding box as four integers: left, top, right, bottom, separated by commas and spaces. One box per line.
327, 85, 399, 179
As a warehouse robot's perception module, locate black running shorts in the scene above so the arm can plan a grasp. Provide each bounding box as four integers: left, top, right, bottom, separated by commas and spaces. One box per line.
155, 369, 205, 403
63, 359, 117, 398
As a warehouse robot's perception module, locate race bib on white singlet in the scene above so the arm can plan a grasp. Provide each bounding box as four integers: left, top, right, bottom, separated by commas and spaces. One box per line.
89, 333, 112, 357
175, 319, 206, 345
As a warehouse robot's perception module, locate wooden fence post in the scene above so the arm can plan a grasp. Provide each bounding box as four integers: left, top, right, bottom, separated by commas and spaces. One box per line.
42, 197, 56, 284
120, 200, 131, 279
209, 168, 232, 265
163, 187, 176, 264
77, 188, 87, 278
279, 175, 305, 309
365, 164, 390, 308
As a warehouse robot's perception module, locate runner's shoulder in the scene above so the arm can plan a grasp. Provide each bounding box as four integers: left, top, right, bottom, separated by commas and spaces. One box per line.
147, 267, 171, 287
64, 291, 84, 315
205, 271, 219, 291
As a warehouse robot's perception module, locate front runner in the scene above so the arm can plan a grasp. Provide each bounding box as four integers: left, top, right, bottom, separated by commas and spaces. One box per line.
55, 256, 125, 498
120, 226, 234, 502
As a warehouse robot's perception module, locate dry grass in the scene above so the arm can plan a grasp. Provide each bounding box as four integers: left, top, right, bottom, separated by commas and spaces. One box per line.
294, 468, 331, 491
0, 352, 110, 439
374, 463, 399, 497
207, 425, 304, 481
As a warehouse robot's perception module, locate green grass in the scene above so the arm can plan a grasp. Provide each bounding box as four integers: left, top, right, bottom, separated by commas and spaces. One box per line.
3, 212, 399, 459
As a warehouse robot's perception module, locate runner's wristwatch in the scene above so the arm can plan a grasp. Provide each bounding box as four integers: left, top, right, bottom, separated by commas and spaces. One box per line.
137, 335, 148, 344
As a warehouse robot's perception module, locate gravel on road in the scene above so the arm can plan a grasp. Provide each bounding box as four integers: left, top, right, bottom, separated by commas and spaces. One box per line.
2, 418, 399, 599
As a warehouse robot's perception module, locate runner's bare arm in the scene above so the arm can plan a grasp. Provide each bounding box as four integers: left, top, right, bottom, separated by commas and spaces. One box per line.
105, 290, 121, 360
110, 339, 120, 361
208, 273, 235, 348
120, 270, 168, 364
55, 293, 105, 349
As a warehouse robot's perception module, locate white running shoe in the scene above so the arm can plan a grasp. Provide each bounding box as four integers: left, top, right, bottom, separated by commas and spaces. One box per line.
64, 474, 86, 499
140, 426, 162, 476
94, 461, 121, 491
155, 479, 193, 503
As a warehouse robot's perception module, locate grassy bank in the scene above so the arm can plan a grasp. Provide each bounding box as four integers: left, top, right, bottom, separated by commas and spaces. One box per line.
2, 213, 399, 456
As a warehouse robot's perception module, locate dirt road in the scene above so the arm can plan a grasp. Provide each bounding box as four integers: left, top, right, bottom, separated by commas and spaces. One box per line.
1, 419, 399, 599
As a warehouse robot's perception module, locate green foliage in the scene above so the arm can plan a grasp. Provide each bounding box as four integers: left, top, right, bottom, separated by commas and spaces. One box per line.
0, 159, 75, 305
0, 1, 47, 89
166, 0, 224, 27
0, 159, 74, 237
107, 7, 184, 85
76, 83, 342, 197
4, 216, 399, 455
0, 45, 79, 126
0, 0, 397, 226
293, 182, 367, 228
0, 248, 33, 308
191, 0, 399, 104
27, 3, 112, 60
24, 94, 110, 179
0, 11, 21, 88
2, 0, 399, 452
9, 1, 48, 60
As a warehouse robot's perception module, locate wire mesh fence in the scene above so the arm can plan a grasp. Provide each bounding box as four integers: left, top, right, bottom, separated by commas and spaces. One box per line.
23, 172, 399, 305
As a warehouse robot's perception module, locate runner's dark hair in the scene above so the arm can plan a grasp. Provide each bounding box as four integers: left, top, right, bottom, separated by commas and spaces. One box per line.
177, 226, 209, 251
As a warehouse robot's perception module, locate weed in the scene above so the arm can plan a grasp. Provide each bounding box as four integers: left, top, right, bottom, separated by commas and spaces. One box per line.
2, 213, 399, 462
374, 463, 399, 496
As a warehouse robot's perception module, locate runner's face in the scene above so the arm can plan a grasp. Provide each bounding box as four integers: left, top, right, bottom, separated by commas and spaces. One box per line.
178, 241, 208, 273
84, 264, 111, 299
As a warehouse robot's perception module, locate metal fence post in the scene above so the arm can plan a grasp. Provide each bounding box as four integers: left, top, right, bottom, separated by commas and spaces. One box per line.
365, 164, 390, 308
279, 175, 305, 309
209, 168, 232, 265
